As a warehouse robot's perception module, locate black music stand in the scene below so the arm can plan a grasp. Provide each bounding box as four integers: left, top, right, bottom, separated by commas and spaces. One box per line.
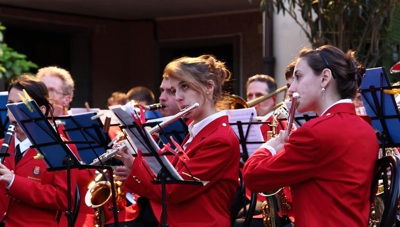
54, 112, 123, 224
6, 100, 120, 226
0, 91, 9, 139
359, 67, 400, 153
226, 108, 265, 163
54, 112, 112, 165
111, 103, 207, 227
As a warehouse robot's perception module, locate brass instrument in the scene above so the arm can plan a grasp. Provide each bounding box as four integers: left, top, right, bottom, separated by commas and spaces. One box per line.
86, 133, 128, 227
228, 86, 288, 109
85, 169, 125, 227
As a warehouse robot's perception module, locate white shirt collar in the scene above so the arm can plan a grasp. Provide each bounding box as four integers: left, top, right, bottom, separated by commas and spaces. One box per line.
321, 99, 352, 116
14, 137, 32, 154
184, 111, 226, 149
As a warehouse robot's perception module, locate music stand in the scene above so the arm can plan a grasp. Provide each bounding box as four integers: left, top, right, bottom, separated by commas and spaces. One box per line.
226, 108, 265, 163
359, 67, 400, 153
54, 112, 111, 165
111, 103, 207, 227
0, 91, 9, 139
54, 112, 121, 225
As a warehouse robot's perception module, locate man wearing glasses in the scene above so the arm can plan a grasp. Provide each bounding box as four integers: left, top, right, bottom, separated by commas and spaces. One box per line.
36, 66, 74, 116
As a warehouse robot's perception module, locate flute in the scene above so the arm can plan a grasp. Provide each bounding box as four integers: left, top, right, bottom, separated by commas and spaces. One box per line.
148, 102, 199, 134
90, 140, 128, 165
285, 92, 299, 139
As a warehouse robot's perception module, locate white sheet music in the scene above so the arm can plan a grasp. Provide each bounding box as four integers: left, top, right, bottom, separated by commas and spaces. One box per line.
110, 103, 183, 181
225, 107, 264, 157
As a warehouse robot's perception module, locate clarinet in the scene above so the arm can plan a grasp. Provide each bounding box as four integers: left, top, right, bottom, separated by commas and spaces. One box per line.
0, 124, 15, 163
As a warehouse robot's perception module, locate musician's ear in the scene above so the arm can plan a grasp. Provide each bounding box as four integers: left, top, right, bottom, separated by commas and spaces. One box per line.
206, 80, 215, 94
62, 95, 71, 107
39, 105, 47, 115
321, 68, 333, 86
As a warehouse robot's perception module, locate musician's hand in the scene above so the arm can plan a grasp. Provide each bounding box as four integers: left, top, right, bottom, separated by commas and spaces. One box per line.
115, 147, 133, 172
266, 130, 286, 152
0, 164, 14, 184
113, 165, 130, 181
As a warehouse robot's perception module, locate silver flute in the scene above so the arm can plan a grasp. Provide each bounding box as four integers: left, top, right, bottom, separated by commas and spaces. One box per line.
285, 92, 300, 139
148, 102, 199, 134
90, 141, 128, 165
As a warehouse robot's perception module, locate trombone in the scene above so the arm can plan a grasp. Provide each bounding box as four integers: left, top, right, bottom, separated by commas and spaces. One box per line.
228, 85, 288, 110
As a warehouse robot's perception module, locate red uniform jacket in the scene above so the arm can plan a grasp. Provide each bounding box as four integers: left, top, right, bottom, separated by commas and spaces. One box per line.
243, 103, 379, 227
0, 138, 78, 227
124, 115, 240, 227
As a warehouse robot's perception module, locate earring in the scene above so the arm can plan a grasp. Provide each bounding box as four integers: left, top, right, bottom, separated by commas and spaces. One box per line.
321, 87, 326, 99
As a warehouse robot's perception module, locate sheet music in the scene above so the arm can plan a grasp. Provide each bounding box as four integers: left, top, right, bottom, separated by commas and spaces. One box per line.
110, 102, 183, 181
225, 107, 264, 157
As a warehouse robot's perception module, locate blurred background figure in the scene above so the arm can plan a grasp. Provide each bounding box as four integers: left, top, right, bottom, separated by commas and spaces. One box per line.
159, 78, 180, 117
246, 74, 277, 118
36, 66, 74, 116
284, 61, 296, 101
107, 91, 128, 106
127, 85, 161, 120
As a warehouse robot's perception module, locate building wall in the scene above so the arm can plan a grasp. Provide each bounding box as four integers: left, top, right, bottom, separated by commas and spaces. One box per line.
0, 5, 308, 108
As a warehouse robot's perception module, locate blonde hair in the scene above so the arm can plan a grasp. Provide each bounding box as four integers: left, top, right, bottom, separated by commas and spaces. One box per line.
36, 66, 75, 99
163, 55, 231, 103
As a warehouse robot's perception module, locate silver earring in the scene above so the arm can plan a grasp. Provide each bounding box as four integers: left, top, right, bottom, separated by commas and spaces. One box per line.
321, 87, 326, 99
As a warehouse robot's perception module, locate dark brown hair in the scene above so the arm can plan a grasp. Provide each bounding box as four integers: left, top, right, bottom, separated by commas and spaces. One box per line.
8, 74, 53, 116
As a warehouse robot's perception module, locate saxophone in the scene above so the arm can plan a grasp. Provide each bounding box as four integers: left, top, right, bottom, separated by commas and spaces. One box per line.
85, 169, 126, 227
85, 133, 128, 227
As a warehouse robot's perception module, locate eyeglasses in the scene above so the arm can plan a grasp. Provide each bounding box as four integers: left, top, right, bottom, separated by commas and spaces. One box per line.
316, 49, 336, 79
48, 88, 66, 96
